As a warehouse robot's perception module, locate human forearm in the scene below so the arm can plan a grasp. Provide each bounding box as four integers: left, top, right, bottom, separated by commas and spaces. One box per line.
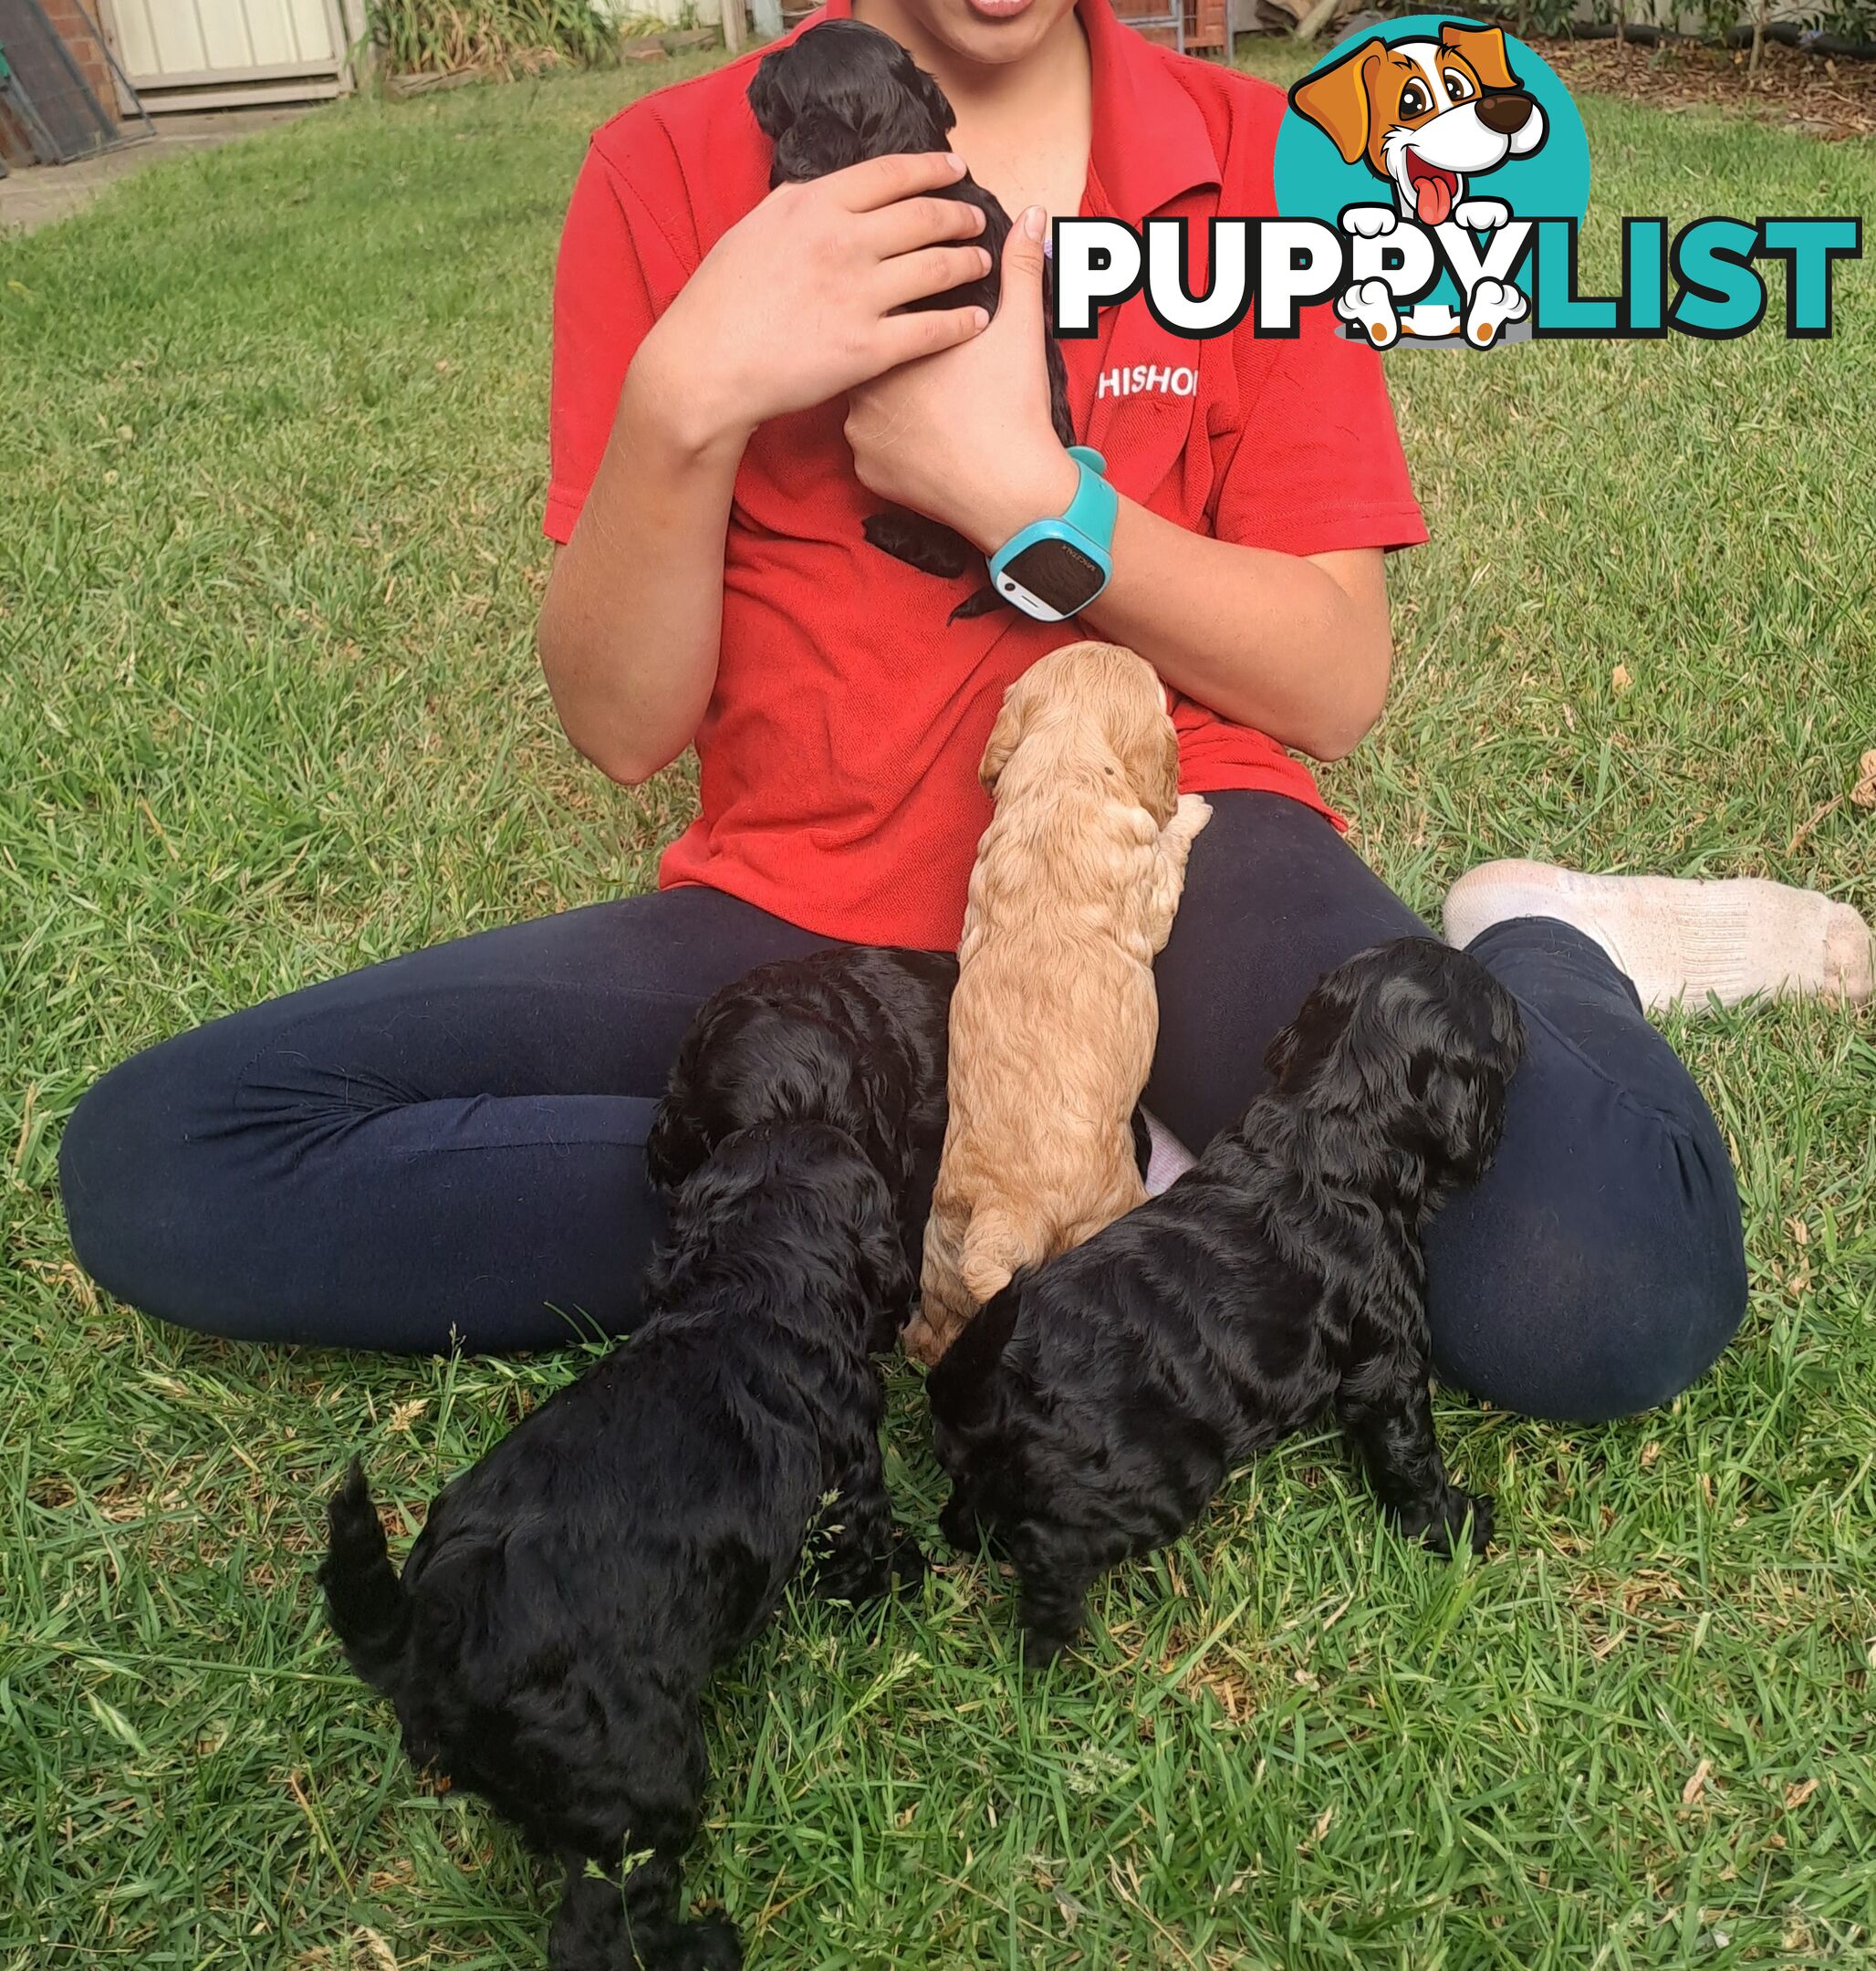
948, 449, 1392, 763
844, 207, 1393, 765
539, 151, 996, 787
1081, 518, 1392, 762
537, 354, 744, 787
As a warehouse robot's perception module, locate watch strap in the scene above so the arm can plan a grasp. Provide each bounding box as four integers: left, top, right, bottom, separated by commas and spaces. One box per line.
1063, 446, 1119, 553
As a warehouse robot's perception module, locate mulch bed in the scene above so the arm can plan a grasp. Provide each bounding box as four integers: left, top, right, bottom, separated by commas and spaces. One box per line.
1527, 33, 1876, 141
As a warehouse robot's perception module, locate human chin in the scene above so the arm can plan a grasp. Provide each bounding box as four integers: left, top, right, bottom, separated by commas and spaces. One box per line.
908, 0, 1077, 61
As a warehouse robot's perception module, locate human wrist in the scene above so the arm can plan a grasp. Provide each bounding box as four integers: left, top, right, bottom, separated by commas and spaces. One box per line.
956, 443, 1082, 555
622, 328, 755, 464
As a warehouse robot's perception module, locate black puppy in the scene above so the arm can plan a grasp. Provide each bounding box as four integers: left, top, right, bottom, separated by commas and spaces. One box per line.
650, 945, 1152, 1281
929, 938, 1526, 1662
748, 20, 1076, 619
320, 1121, 918, 1971
646, 944, 958, 1271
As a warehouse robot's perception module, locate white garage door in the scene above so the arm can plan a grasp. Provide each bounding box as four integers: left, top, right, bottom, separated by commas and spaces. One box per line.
104, 0, 352, 108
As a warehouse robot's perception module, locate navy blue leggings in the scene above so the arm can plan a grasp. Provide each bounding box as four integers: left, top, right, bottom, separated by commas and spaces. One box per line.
58, 793, 1746, 1421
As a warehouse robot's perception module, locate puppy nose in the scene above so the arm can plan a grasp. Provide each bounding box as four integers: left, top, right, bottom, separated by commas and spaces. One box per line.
1476, 91, 1536, 135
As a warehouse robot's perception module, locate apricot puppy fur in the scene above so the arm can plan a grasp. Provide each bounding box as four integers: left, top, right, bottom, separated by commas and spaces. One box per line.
907, 642, 1209, 1365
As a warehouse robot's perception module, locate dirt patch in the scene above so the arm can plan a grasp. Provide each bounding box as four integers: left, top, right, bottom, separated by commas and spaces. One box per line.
1530, 33, 1876, 141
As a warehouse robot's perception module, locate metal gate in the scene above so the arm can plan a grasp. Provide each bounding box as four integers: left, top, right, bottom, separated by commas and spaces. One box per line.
0, 0, 123, 160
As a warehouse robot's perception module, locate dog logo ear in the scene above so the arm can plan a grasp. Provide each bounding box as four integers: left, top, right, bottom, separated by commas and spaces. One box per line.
1438, 22, 1520, 93
1289, 39, 1383, 167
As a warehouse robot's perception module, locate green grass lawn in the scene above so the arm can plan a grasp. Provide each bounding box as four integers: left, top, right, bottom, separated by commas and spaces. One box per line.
3, 46, 1873, 1971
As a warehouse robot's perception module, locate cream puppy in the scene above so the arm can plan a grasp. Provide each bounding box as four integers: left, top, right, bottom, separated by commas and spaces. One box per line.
906, 642, 1210, 1367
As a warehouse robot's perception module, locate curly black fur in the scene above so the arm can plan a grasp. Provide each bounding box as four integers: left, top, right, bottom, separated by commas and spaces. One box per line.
928, 938, 1527, 1662
646, 945, 958, 1274
748, 20, 1076, 621
320, 1121, 922, 1971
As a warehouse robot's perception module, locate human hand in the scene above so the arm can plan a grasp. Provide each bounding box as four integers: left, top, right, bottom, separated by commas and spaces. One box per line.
844, 203, 1077, 553
632, 151, 995, 452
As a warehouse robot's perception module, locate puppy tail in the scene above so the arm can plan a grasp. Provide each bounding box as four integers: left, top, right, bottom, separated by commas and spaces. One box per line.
925, 1275, 1022, 1429
318, 1455, 411, 1695
958, 1206, 1036, 1305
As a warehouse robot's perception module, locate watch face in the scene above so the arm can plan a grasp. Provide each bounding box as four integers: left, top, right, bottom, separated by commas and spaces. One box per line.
1000, 537, 1105, 615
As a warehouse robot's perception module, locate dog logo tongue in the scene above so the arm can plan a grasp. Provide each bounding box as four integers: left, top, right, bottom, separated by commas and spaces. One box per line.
1407, 156, 1456, 226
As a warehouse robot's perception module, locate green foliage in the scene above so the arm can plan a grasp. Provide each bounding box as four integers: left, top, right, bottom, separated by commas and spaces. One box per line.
1369, 0, 1876, 47
368, 0, 619, 78
1, 50, 1872, 1971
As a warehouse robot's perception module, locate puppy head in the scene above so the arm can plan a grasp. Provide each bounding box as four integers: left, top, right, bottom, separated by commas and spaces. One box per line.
660, 1121, 916, 1346
648, 996, 877, 1195
1263, 937, 1526, 1192
769, 1123, 917, 1344
980, 642, 1178, 825
749, 20, 954, 185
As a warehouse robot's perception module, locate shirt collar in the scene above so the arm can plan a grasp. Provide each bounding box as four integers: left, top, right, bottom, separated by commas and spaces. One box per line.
814, 0, 1221, 224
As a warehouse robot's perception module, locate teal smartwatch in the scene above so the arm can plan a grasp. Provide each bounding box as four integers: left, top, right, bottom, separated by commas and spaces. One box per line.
986, 445, 1117, 623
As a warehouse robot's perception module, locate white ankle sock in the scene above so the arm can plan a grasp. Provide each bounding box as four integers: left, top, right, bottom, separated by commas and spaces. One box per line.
1442, 860, 1875, 1013
1142, 1109, 1196, 1195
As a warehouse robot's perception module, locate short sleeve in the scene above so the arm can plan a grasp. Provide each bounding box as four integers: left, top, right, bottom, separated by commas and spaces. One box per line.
546, 130, 697, 546
1209, 300, 1428, 558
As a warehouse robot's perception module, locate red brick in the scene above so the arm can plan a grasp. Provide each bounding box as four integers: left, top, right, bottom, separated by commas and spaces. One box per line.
37, 12, 122, 130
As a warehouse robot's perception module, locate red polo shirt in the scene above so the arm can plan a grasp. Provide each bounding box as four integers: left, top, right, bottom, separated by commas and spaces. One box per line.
546, 0, 1426, 949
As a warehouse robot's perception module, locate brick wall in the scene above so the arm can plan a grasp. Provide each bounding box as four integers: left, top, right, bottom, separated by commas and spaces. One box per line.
0, 0, 120, 165
41, 0, 121, 118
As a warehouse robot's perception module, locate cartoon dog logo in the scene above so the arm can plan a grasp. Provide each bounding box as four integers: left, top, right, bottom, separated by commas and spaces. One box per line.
1290, 22, 1547, 349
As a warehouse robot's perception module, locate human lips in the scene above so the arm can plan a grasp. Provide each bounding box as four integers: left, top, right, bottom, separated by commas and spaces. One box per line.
964, 0, 1037, 19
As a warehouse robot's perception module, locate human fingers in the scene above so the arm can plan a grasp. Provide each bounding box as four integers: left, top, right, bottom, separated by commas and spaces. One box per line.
876, 243, 995, 311
870, 303, 991, 370
832, 148, 970, 213
862, 192, 988, 259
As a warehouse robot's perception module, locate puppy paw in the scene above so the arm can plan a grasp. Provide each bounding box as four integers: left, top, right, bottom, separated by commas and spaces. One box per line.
1020, 1625, 1080, 1670
666, 1914, 743, 1970
1453, 197, 1511, 231
891, 1531, 930, 1587
947, 583, 1006, 623
1172, 793, 1213, 841
862, 508, 973, 579
1336, 277, 1401, 349
939, 1494, 985, 1553
1403, 1488, 1494, 1558
1340, 203, 1399, 240
901, 1313, 944, 1368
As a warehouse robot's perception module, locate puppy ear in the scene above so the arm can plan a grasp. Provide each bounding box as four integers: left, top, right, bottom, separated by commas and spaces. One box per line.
747, 47, 795, 141
1289, 40, 1382, 166
1439, 22, 1520, 92
1130, 711, 1180, 829
1262, 962, 1363, 1088
1418, 956, 1525, 1177
853, 1172, 916, 1346
644, 1094, 707, 1194
913, 63, 957, 141
978, 685, 1029, 796
1418, 1054, 1507, 1184
1261, 1019, 1301, 1085
770, 118, 834, 183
